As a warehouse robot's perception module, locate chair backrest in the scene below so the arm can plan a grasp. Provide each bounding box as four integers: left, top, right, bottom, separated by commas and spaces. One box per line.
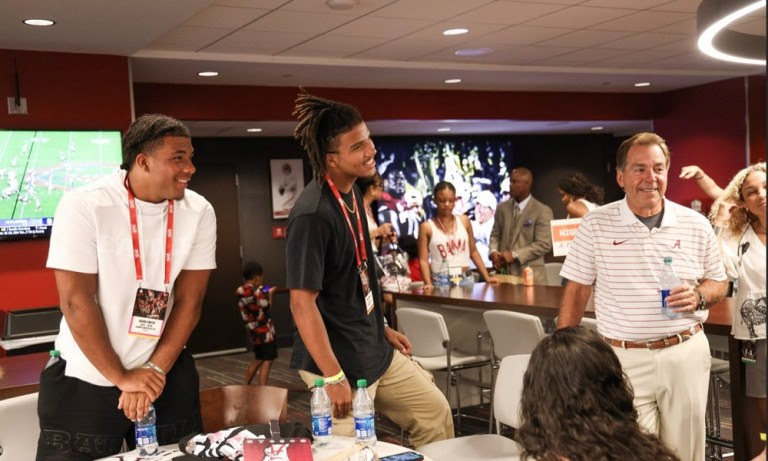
396, 308, 450, 357
544, 262, 564, 286
483, 310, 545, 359
0, 392, 39, 460
579, 317, 598, 333
199, 385, 288, 433
494, 354, 530, 429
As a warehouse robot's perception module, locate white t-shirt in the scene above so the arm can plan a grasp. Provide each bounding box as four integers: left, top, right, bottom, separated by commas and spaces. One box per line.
561, 197, 726, 341
567, 198, 599, 218
47, 170, 217, 386
428, 218, 470, 276
720, 225, 766, 340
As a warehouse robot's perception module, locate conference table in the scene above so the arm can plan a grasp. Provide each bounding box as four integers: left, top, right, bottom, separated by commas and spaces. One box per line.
391, 283, 750, 461
95, 436, 433, 460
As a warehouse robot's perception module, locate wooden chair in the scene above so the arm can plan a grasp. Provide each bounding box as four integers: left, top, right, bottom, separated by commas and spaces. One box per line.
199, 384, 288, 433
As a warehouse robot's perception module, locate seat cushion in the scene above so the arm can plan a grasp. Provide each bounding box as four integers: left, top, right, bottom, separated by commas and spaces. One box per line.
411, 352, 490, 371
417, 434, 522, 460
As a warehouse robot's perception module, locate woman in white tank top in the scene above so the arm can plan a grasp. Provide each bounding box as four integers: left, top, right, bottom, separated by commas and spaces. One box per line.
417, 181, 498, 290
557, 172, 604, 218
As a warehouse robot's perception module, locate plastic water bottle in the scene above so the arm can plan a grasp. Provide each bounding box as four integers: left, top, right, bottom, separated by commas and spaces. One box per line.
44, 349, 60, 369
353, 379, 376, 446
434, 258, 450, 288
135, 404, 159, 456
659, 257, 680, 319
310, 378, 332, 446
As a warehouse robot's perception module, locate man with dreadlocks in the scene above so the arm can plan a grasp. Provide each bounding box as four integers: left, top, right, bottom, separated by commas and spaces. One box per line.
286, 90, 453, 447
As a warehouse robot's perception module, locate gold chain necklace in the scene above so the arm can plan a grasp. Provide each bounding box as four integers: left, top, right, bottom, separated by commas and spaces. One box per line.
342, 194, 356, 214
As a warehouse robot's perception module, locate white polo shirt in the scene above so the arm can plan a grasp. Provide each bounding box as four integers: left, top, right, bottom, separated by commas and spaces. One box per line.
561, 197, 726, 341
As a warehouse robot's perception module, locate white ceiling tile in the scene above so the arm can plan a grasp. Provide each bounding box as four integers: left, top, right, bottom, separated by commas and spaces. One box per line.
649, 0, 702, 13
213, 0, 286, 8
202, 29, 313, 53
532, 47, 631, 64
282, 0, 397, 14
473, 25, 574, 46
244, 10, 356, 33
590, 49, 687, 66
351, 39, 450, 60
397, 21, 510, 42
182, 5, 270, 28
596, 32, 686, 50
648, 37, 696, 53
581, 0, 668, 8
591, 10, 691, 32
454, 1, 567, 25
525, 6, 636, 28
146, 26, 232, 51
330, 16, 435, 39
651, 17, 695, 34
371, 0, 494, 20
280, 35, 390, 58
537, 29, 632, 47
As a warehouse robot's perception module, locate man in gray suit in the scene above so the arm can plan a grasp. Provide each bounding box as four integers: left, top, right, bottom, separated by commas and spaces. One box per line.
489, 167, 553, 284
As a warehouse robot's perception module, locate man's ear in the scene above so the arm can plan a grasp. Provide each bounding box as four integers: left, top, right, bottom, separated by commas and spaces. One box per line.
136, 152, 150, 172
616, 168, 625, 189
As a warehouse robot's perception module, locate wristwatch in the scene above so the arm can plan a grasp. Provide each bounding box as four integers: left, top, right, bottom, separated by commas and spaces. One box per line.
694, 289, 708, 311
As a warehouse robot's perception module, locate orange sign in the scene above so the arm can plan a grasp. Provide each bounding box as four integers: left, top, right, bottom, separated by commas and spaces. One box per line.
550, 218, 582, 257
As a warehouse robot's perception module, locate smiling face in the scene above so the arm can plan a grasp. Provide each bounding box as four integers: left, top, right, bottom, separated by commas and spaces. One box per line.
616, 144, 668, 216
138, 135, 195, 203
326, 122, 376, 189
740, 170, 767, 222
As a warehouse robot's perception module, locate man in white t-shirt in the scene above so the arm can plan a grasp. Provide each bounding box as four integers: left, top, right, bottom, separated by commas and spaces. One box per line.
37, 115, 217, 460
557, 132, 727, 461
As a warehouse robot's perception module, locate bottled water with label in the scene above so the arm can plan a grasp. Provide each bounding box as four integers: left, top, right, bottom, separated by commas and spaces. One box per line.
659, 257, 680, 319
311, 378, 332, 446
135, 404, 159, 456
353, 379, 376, 446
434, 258, 450, 288
44, 349, 60, 369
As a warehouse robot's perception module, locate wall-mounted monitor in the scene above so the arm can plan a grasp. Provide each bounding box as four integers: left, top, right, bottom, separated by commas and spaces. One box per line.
0, 130, 122, 242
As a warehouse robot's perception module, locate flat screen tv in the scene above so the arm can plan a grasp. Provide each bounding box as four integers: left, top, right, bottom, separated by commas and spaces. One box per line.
0, 130, 122, 241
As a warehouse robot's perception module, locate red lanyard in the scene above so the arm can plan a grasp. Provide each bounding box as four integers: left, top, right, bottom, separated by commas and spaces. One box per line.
125, 177, 174, 285
326, 174, 367, 268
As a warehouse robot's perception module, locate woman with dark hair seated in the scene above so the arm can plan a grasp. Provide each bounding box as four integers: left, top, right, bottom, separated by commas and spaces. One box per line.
516, 327, 679, 461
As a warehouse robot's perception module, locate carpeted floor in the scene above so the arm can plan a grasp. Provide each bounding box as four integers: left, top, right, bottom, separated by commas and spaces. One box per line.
195, 346, 733, 454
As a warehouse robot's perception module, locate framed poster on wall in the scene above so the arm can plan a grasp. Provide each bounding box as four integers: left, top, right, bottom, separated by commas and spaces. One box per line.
270, 159, 304, 219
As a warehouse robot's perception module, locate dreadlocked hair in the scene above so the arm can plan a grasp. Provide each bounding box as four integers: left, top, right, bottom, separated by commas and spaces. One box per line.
292, 89, 363, 183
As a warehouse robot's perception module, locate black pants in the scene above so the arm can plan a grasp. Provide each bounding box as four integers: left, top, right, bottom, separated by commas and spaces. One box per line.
36, 349, 202, 460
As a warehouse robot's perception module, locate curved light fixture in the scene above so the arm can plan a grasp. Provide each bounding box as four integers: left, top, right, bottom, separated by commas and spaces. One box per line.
697, 0, 766, 65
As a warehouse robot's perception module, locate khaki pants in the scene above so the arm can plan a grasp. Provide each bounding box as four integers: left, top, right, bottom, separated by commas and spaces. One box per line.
613, 330, 710, 461
299, 351, 454, 447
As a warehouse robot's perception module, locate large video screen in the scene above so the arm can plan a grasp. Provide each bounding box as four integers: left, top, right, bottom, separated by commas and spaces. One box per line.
374, 137, 514, 268
0, 130, 122, 241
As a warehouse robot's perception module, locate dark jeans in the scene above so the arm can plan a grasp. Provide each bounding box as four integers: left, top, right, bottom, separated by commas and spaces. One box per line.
36, 349, 202, 460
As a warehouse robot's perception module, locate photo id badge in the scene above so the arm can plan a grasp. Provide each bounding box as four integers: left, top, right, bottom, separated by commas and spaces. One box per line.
129, 287, 168, 338
359, 266, 375, 315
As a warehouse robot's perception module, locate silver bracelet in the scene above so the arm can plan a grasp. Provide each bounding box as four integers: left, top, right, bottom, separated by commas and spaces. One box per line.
142, 360, 166, 375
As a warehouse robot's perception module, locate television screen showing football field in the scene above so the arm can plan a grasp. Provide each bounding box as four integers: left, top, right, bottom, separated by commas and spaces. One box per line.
0, 130, 122, 240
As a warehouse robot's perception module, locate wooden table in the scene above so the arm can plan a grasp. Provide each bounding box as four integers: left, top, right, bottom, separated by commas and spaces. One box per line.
392, 284, 749, 461
0, 351, 48, 400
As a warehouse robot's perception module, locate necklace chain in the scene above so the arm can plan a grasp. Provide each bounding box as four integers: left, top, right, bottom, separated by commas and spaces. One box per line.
342, 194, 356, 214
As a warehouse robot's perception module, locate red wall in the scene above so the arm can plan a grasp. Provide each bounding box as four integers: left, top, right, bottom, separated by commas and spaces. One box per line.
654, 77, 757, 213
134, 83, 657, 122
748, 75, 766, 164
0, 49, 132, 311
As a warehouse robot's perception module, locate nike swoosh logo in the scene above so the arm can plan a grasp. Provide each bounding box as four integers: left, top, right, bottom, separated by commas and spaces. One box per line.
613, 239, 629, 245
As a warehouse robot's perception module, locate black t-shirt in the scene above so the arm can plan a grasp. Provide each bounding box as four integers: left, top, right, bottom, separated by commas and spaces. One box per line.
286, 179, 393, 385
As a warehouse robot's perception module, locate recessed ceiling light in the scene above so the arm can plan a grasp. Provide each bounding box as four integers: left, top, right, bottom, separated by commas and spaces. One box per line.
326, 0, 358, 10
247, 128, 263, 133
591, 126, 604, 131
634, 82, 650, 87
454, 48, 494, 57
437, 127, 451, 132
23, 19, 55, 26
444, 78, 462, 84
198, 71, 219, 77
443, 28, 468, 36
